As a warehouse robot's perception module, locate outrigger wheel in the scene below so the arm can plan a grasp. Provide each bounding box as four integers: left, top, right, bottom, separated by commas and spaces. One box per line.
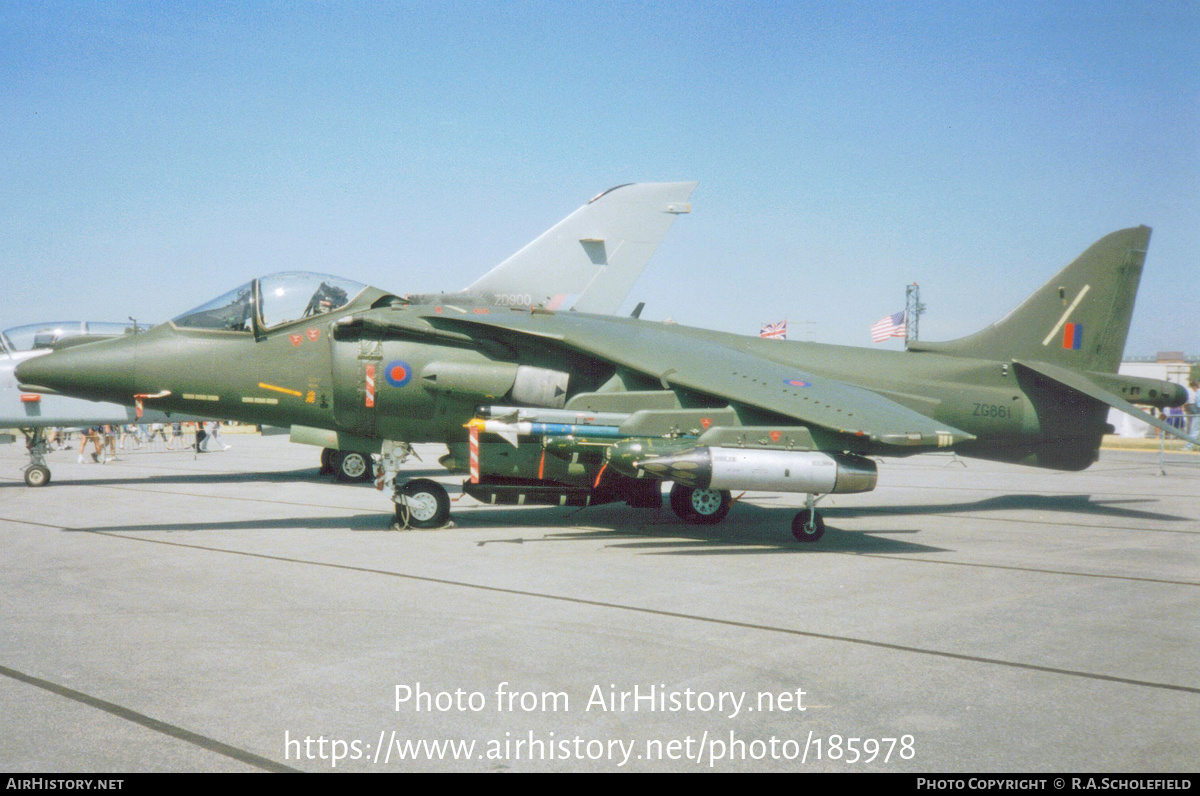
791, 509, 825, 543
24, 465, 51, 488
394, 478, 451, 529
669, 483, 731, 525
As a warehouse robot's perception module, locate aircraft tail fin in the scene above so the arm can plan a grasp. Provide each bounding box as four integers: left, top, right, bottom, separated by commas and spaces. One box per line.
464, 181, 697, 314
908, 226, 1151, 374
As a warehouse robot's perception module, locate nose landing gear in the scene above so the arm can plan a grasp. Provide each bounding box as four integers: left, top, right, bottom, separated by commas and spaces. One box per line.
394, 478, 452, 529
376, 440, 452, 530
21, 428, 52, 487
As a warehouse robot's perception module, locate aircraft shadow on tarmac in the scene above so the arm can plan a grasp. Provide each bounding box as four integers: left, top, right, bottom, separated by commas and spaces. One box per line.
65, 499, 944, 555
58, 491, 1187, 555
67, 513, 397, 534
510, 524, 947, 557
456, 501, 949, 556
821, 493, 1192, 523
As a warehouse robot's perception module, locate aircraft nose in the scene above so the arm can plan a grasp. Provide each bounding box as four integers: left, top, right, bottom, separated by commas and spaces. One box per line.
15, 337, 137, 403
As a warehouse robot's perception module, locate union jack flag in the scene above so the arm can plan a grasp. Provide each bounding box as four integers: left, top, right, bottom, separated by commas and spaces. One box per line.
870, 310, 906, 343
760, 319, 787, 340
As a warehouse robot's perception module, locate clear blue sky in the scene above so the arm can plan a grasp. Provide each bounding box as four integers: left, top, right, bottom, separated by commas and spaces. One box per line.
2, 1, 1196, 356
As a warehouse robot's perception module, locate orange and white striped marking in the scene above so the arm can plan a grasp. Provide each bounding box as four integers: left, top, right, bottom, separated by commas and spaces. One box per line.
364, 364, 376, 408
469, 422, 480, 484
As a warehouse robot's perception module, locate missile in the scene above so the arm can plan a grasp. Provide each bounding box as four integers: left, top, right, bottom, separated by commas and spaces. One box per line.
466, 417, 625, 447
476, 405, 631, 426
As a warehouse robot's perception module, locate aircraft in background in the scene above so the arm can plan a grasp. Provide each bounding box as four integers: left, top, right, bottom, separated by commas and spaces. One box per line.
0, 321, 210, 486
459, 181, 696, 313
19, 224, 1190, 539
5, 181, 697, 486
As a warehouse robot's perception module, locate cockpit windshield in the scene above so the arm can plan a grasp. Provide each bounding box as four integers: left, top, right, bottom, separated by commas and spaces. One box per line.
172, 282, 256, 331
259, 273, 365, 328
171, 273, 367, 332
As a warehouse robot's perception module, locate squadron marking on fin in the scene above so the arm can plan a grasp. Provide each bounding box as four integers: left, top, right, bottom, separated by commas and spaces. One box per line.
1041, 284, 1090, 346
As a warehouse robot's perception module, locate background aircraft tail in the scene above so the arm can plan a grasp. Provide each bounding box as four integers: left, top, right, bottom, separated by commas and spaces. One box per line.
908, 226, 1151, 374
464, 181, 697, 314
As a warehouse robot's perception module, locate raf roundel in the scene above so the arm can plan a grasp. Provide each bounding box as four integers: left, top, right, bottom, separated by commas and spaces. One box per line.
784, 378, 811, 388
385, 360, 413, 388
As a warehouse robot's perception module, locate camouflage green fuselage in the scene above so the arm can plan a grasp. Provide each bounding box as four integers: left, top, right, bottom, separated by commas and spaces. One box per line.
82, 298, 1138, 472
18, 280, 1184, 475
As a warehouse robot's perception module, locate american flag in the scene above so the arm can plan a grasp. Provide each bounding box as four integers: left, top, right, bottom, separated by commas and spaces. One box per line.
760, 319, 787, 339
870, 310, 906, 343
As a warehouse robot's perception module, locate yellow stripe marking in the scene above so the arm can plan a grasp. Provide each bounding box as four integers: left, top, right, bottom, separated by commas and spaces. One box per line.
258, 382, 303, 397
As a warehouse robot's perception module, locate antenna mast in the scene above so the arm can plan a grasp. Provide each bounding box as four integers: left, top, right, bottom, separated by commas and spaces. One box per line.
905, 283, 925, 345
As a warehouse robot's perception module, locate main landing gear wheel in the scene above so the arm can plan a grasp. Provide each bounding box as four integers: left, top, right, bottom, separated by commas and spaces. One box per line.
791, 509, 825, 543
333, 451, 373, 483
319, 448, 335, 475
669, 483, 731, 525
395, 479, 451, 529
24, 465, 51, 488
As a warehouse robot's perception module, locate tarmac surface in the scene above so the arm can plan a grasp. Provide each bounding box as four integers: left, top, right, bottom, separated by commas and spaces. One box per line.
1, 433, 1197, 772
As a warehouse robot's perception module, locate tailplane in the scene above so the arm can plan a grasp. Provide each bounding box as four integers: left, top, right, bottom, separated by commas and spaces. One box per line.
909, 226, 1151, 374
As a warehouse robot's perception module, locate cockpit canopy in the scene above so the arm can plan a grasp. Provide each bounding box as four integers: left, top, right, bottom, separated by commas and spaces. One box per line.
1, 321, 143, 354
172, 272, 367, 332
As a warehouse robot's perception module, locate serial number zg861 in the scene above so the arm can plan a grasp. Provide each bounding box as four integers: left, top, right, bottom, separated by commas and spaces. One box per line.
972, 402, 1013, 419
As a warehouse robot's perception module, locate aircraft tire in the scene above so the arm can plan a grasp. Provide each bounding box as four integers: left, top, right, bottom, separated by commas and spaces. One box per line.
669, 483, 730, 525
319, 448, 335, 475
791, 510, 825, 543
396, 479, 451, 529
334, 451, 373, 483
24, 465, 51, 488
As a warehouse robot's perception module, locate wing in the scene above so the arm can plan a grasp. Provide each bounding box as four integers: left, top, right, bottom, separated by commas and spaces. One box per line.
429, 311, 974, 450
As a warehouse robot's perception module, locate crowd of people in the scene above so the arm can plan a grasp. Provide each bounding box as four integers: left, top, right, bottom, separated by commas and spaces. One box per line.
64, 421, 235, 463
